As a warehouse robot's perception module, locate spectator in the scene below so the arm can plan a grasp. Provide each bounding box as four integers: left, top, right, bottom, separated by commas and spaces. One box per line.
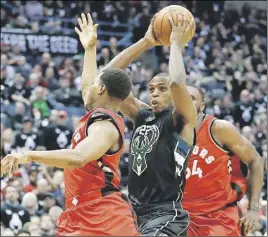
23, 166, 38, 193
21, 192, 39, 217
10, 102, 26, 131
1, 128, 16, 157
44, 67, 59, 91
13, 116, 42, 152
54, 77, 82, 106
10, 179, 24, 202
42, 110, 72, 150
1, 186, 30, 234
40, 215, 55, 236
233, 89, 255, 128
27, 72, 47, 90
1, 54, 15, 80
30, 86, 53, 118
25, 1, 44, 20
27, 222, 41, 236
97, 47, 111, 67
109, 37, 119, 58
15, 56, 32, 79
48, 206, 63, 223
8, 73, 31, 106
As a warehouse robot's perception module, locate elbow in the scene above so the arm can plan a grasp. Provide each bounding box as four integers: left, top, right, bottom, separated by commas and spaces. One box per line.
68, 151, 86, 168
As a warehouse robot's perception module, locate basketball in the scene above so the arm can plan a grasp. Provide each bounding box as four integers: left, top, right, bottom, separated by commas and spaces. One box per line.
153, 5, 196, 46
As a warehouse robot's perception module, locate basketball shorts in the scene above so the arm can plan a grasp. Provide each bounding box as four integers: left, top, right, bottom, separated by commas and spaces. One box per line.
134, 201, 189, 236
55, 192, 140, 236
187, 205, 241, 236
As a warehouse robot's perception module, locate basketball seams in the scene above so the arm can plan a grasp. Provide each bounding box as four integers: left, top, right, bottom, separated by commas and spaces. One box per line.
154, 5, 195, 46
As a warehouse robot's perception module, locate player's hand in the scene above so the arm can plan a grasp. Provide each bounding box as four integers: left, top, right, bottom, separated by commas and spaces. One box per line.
239, 209, 260, 235
75, 13, 98, 50
1, 153, 30, 178
143, 14, 162, 47
168, 13, 194, 47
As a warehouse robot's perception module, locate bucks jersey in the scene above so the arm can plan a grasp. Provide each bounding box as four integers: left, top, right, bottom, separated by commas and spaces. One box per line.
128, 109, 194, 206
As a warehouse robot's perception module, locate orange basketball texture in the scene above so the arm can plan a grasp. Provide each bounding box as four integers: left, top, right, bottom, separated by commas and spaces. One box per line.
153, 5, 196, 46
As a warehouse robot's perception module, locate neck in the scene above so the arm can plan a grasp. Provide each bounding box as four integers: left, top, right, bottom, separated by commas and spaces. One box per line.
94, 99, 121, 112
196, 112, 205, 129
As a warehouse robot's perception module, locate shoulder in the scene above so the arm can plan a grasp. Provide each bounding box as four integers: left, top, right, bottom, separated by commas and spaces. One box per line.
134, 108, 154, 125
211, 119, 237, 134
87, 119, 120, 141
211, 119, 238, 142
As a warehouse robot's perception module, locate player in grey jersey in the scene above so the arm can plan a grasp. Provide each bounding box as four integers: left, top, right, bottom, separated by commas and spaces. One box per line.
84, 12, 196, 236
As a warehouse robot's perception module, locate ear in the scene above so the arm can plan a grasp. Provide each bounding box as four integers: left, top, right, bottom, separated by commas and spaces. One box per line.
98, 84, 106, 96
200, 102, 206, 112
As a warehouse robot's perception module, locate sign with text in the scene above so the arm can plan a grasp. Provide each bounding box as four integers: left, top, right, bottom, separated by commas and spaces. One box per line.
1, 29, 82, 55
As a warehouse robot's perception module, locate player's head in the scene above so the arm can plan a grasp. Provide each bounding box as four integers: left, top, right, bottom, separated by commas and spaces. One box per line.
87, 68, 132, 108
149, 73, 173, 113
186, 85, 205, 114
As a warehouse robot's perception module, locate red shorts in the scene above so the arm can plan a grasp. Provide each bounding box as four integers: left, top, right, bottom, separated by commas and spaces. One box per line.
187, 205, 241, 236
55, 192, 140, 236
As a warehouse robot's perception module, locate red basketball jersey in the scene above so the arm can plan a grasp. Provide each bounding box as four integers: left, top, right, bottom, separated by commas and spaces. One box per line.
64, 108, 125, 209
183, 115, 239, 215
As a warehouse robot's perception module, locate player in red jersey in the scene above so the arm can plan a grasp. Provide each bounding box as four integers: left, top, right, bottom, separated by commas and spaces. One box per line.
182, 86, 263, 236
1, 13, 139, 236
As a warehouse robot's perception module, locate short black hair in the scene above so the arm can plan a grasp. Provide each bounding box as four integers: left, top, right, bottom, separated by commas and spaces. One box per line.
188, 85, 205, 102
100, 68, 132, 101
152, 73, 169, 80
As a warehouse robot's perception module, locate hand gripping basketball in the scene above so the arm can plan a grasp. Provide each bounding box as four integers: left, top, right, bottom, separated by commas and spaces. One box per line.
169, 12, 194, 47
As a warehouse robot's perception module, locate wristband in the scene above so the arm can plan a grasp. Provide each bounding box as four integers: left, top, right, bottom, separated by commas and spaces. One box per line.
20, 151, 31, 164
247, 206, 258, 212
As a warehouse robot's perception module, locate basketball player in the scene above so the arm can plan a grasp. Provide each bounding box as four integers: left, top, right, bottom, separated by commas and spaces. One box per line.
1, 13, 140, 236
84, 13, 197, 235
182, 86, 263, 236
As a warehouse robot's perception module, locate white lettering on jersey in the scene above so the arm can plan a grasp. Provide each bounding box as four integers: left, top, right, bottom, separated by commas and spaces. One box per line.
186, 160, 203, 179
192, 145, 215, 164
73, 131, 81, 143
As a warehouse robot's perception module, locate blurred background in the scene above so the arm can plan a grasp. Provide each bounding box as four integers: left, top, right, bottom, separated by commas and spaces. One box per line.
0, 1, 267, 236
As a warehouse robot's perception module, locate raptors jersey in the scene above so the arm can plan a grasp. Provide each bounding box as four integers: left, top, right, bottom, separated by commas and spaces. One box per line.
64, 108, 125, 209
183, 115, 242, 215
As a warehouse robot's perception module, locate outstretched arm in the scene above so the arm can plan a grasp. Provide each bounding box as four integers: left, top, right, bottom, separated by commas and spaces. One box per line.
75, 13, 98, 106
212, 120, 263, 234
83, 17, 160, 118
1, 120, 119, 177
168, 14, 197, 134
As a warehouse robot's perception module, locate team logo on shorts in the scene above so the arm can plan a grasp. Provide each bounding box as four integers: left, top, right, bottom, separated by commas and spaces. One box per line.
131, 125, 160, 176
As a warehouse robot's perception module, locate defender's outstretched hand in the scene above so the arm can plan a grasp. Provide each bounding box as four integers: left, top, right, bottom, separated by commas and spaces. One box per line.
75, 13, 98, 50
1, 153, 30, 178
169, 13, 194, 47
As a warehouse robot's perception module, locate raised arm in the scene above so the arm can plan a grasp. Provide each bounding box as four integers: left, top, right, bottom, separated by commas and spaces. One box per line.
82, 17, 160, 118
75, 13, 98, 105
212, 119, 263, 234
168, 14, 197, 129
102, 22, 157, 71
1, 120, 119, 178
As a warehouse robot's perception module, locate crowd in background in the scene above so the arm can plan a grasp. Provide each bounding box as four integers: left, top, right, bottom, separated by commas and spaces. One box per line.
1, 1, 267, 236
